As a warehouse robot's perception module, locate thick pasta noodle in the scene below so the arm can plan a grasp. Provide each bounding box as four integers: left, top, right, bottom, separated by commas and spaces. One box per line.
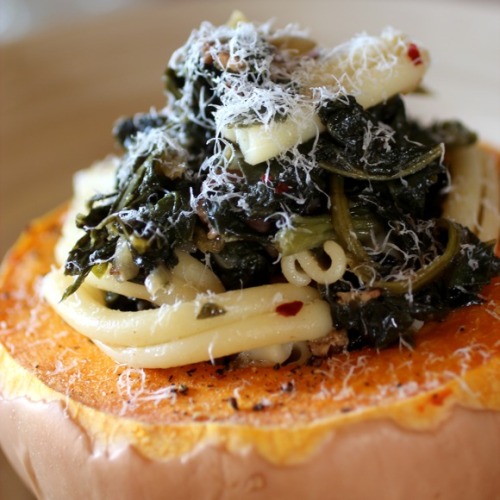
43, 270, 327, 347
479, 151, 500, 241
85, 251, 225, 305
443, 145, 500, 241
93, 301, 331, 368
43, 268, 332, 367
281, 240, 347, 286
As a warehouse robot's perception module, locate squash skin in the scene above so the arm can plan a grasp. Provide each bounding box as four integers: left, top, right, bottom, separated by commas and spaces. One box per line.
0, 203, 499, 499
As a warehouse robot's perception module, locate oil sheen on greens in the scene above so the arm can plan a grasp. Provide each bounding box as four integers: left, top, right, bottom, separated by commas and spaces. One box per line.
64, 49, 499, 352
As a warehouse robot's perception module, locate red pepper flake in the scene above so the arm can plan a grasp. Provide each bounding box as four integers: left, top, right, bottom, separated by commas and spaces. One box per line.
407, 43, 422, 66
275, 182, 290, 194
260, 173, 274, 184
276, 301, 303, 317
260, 174, 289, 194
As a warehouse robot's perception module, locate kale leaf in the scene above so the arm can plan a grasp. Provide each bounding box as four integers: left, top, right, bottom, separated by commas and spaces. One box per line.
64, 149, 196, 295
316, 96, 442, 181
322, 224, 500, 350
113, 113, 169, 150
209, 241, 275, 290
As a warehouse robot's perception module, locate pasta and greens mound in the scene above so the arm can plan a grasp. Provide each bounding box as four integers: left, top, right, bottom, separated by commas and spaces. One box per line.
46, 13, 500, 368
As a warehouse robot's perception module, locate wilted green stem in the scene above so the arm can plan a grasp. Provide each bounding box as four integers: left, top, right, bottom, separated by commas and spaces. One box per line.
373, 220, 461, 294
274, 215, 336, 256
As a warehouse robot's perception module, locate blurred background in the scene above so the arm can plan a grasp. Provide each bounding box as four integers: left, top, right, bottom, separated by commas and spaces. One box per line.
0, 0, 497, 42
1, 0, 146, 42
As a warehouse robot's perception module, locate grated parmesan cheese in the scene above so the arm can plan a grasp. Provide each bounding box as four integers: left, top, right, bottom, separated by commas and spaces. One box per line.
167, 19, 429, 167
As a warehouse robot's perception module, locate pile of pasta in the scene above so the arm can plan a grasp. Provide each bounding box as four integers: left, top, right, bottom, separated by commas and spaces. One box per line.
42, 160, 333, 367
41, 14, 499, 369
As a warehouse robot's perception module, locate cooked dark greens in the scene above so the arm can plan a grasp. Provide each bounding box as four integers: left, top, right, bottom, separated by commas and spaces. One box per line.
63, 22, 500, 353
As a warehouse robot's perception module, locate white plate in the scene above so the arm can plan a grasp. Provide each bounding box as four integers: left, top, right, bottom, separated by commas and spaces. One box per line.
0, 2, 499, 497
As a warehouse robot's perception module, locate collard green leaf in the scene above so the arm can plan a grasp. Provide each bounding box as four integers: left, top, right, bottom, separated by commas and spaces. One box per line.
317, 96, 443, 181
